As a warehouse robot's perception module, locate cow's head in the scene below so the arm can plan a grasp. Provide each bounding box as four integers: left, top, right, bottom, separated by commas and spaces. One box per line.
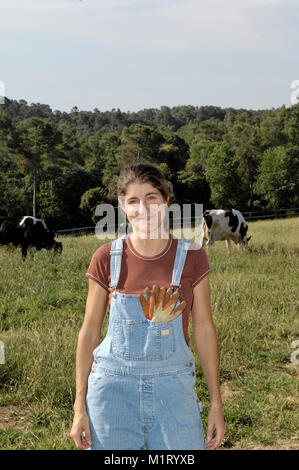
201, 211, 213, 246
240, 222, 251, 247
203, 210, 213, 230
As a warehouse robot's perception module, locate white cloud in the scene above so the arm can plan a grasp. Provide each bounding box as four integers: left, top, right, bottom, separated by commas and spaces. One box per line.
149, 37, 190, 50
0, 0, 77, 11
0, 0, 174, 11
150, 0, 296, 52
0, 0, 297, 53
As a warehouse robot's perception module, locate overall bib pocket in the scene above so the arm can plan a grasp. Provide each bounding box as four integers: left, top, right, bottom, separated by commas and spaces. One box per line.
112, 318, 176, 361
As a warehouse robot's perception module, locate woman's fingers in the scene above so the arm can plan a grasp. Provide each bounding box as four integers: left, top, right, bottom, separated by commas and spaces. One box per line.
81, 429, 92, 449
205, 437, 218, 450
70, 427, 92, 450
205, 435, 224, 450
205, 421, 226, 450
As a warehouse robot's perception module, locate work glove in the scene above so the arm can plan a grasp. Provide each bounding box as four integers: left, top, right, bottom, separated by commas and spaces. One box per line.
137, 284, 186, 322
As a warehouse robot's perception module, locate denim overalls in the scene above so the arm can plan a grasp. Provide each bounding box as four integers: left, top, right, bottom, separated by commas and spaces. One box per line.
86, 235, 206, 450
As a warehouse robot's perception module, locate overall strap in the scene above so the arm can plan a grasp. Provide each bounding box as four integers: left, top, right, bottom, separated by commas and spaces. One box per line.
109, 235, 126, 289
171, 238, 191, 287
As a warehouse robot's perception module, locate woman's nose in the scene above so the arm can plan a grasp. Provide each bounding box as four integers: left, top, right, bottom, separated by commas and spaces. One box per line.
137, 200, 148, 215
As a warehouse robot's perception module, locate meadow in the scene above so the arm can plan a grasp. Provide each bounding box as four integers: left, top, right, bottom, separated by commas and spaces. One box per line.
0, 217, 298, 450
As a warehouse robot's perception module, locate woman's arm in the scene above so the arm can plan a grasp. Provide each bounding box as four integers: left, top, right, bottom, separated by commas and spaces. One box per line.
73, 278, 108, 412
191, 274, 226, 450
70, 279, 108, 449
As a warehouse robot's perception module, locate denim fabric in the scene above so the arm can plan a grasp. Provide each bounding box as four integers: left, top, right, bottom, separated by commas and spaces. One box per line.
85, 236, 206, 450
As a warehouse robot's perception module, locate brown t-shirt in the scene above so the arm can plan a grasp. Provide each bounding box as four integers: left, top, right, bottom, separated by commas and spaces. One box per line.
85, 234, 210, 345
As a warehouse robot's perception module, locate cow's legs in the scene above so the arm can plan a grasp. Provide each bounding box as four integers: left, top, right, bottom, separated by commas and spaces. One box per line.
205, 237, 214, 253
21, 244, 28, 259
53, 241, 62, 255
206, 237, 214, 247
29, 246, 37, 259
225, 239, 231, 255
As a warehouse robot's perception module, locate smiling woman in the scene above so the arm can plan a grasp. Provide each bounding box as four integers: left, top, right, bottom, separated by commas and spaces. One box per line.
70, 163, 226, 451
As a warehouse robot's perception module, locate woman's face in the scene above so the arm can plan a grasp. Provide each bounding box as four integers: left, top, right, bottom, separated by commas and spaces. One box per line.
121, 182, 168, 236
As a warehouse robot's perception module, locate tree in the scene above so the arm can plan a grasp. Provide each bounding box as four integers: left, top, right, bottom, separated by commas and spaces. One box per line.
189, 138, 216, 172
254, 146, 299, 209
224, 113, 263, 208
196, 118, 225, 142
204, 142, 240, 207
259, 109, 286, 149
14, 117, 64, 217
176, 123, 201, 146
55, 167, 95, 227
177, 159, 210, 205
0, 111, 29, 215
117, 124, 164, 166
159, 132, 188, 172
281, 103, 299, 145
80, 187, 109, 224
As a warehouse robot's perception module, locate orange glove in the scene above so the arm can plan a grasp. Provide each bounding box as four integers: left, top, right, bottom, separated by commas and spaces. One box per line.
138, 284, 186, 322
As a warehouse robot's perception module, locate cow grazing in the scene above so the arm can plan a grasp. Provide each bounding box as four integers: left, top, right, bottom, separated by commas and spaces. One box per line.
201, 209, 251, 254
0, 215, 62, 259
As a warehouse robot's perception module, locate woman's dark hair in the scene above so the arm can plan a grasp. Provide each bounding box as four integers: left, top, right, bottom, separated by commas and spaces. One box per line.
117, 163, 174, 203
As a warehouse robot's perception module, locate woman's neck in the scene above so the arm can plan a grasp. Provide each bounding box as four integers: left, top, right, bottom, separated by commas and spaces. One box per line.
128, 231, 171, 257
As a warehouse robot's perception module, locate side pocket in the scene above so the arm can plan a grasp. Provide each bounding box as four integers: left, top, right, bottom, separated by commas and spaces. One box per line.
89, 367, 107, 385
93, 342, 102, 357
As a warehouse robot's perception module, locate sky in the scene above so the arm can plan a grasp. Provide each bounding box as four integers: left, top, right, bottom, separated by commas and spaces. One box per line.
0, 0, 299, 113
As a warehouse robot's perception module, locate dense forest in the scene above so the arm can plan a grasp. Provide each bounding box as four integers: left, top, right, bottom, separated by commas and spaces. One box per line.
0, 97, 298, 230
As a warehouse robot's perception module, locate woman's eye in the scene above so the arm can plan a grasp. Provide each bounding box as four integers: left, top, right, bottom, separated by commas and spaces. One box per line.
127, 197, 157, 203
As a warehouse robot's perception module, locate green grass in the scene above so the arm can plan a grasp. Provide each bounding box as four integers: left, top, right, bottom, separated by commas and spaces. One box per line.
0, 218, 298, 450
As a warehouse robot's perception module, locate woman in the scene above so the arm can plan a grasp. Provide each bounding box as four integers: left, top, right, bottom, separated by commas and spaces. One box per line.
70, 163, 226, 450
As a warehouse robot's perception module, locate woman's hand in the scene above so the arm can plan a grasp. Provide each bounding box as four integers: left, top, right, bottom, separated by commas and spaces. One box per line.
205, 403, 226, 450
138, 284, 186, 322
70, 410, 92, 449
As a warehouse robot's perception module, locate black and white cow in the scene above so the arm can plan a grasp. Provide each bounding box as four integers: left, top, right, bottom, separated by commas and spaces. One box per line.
0, 215, 62, 259
201, 209, 251, 254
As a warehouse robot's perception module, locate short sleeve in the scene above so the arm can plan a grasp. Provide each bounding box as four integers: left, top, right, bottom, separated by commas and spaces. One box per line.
189, 244, 210, 288
85, 243, 111, 291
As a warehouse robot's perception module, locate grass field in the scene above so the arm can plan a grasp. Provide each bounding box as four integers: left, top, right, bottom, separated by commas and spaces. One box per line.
0, 217, 298, 450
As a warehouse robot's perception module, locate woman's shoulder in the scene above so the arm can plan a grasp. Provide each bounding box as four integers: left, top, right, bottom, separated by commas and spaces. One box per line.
91, 240, 113, 261
180, 239, 210, 285
184, 239, 209, 262
176, 237, 203, 250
